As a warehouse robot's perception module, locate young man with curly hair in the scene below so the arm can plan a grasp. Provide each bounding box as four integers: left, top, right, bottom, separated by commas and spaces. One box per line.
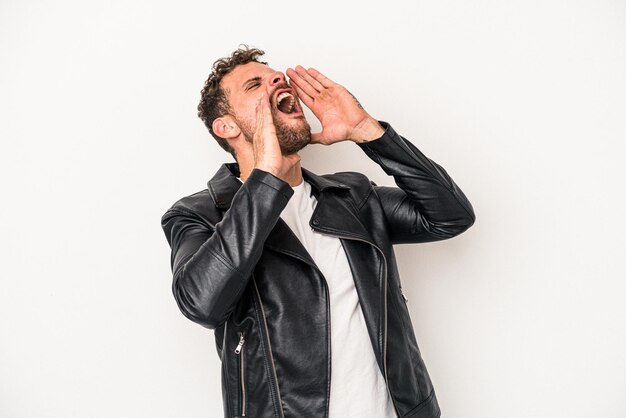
162, 45, 475, 418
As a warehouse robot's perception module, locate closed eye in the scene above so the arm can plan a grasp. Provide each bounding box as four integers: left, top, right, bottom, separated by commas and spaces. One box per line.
245, 82, 260, 91
243, 76, 262, 91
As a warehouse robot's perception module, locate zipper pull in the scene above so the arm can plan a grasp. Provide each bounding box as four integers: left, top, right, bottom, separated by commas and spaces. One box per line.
234, 332, 245, 354
400, 288, 409, 303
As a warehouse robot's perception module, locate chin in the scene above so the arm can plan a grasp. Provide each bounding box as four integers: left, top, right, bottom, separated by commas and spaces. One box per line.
273, 111, 311, 156
280, 141, 310, 156
276, 124, 311, 156
278, 135, 311, 156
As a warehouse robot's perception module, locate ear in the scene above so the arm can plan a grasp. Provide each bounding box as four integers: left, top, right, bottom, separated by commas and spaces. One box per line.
212, 115, 241, 140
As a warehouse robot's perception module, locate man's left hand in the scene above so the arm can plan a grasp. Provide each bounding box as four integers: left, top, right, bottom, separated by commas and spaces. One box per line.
286, 66, 385, 144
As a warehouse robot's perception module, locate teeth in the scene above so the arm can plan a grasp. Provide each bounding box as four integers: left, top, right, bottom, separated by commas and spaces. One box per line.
276, 91, 295, 113
276, 91, 293, 102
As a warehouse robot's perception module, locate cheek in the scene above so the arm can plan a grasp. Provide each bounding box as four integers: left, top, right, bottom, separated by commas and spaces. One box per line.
232, 106, 257, 136
234, 99, 258, 121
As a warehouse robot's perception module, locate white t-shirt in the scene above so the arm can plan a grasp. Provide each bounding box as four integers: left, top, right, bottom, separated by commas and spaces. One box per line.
238, 175, 397, 417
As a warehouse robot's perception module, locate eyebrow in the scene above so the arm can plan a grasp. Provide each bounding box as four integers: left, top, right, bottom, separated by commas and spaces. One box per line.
243, 76, 262, 91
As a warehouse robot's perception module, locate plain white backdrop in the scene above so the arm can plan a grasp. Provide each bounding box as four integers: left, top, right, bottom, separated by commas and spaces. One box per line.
1, 0, 625, 417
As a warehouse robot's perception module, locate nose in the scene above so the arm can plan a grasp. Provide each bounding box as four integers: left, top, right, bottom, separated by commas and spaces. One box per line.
268, 71, 286, 87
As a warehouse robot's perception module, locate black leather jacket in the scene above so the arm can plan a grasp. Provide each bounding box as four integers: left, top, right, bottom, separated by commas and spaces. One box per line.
161, 122, 475, 418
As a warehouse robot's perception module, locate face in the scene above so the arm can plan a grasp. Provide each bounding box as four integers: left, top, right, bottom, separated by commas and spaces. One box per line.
220, 62, 311, 155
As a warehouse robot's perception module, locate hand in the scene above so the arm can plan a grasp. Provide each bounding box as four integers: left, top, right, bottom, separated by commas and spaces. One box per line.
252, 92, 301, 179
286, 65, 385, 144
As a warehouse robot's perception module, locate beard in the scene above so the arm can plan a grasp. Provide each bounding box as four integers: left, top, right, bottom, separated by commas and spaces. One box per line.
236, 107, 312, 156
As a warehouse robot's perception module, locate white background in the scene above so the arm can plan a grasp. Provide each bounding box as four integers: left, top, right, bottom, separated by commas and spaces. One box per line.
1, 0, 625, 417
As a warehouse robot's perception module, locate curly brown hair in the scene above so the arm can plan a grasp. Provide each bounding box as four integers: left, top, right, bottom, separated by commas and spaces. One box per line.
197, 45, 268, 160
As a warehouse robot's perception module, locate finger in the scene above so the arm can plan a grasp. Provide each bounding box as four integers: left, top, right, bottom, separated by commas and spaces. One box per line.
306, 67, 334, 88
260, 92, 274, 126
294, 65, 325, 92
257, 93, 277, 139
290, 81, 315, 110
255, 96, 264, 134
286, 67, 319, 99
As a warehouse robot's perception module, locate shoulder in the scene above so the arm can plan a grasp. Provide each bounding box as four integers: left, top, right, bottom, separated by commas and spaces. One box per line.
161, 188, 219, 226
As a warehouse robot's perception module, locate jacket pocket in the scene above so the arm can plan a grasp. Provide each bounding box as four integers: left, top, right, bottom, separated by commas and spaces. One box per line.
234, 330, 248, 417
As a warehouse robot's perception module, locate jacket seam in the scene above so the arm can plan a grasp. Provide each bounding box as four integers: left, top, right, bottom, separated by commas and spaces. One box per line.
163, 207, 206, 221
356, 186, 375, 210
402, 389, 437, 417
201, 245, 245, 278
311, 225, 362, 238
162, 208, 220, 234
264, 245, 309, 261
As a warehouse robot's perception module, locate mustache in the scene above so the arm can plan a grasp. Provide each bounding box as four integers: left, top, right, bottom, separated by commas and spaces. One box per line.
273, 82, 290, 91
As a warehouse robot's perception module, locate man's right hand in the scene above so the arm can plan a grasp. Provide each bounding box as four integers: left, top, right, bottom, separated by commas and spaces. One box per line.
252, 92, 301, 180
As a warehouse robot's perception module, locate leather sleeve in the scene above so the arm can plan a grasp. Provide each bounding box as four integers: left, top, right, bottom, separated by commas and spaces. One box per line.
161, 168, 294, 329
357, 121, 476, 244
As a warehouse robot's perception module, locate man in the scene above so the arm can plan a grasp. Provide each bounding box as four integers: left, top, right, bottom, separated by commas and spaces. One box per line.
161, 45, 475, 418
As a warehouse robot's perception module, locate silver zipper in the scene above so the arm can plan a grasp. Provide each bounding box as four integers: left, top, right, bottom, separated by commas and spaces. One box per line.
252, 278, 286, 418
235, 331, 247, 416
310, 223, 401, 418
223, 321, 233, 418
400, 287, 409, 303
235, 332, 245, 354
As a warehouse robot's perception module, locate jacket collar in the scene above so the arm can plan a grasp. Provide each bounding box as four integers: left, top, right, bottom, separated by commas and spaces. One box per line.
207, 162, 350, 209
207, 161, 377, 264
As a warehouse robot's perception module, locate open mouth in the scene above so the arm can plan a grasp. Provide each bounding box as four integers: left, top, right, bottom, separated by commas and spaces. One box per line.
275, 91, 297, 114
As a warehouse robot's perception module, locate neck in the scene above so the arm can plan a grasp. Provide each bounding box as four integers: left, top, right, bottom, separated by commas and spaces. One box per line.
238, 159, 303, 188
